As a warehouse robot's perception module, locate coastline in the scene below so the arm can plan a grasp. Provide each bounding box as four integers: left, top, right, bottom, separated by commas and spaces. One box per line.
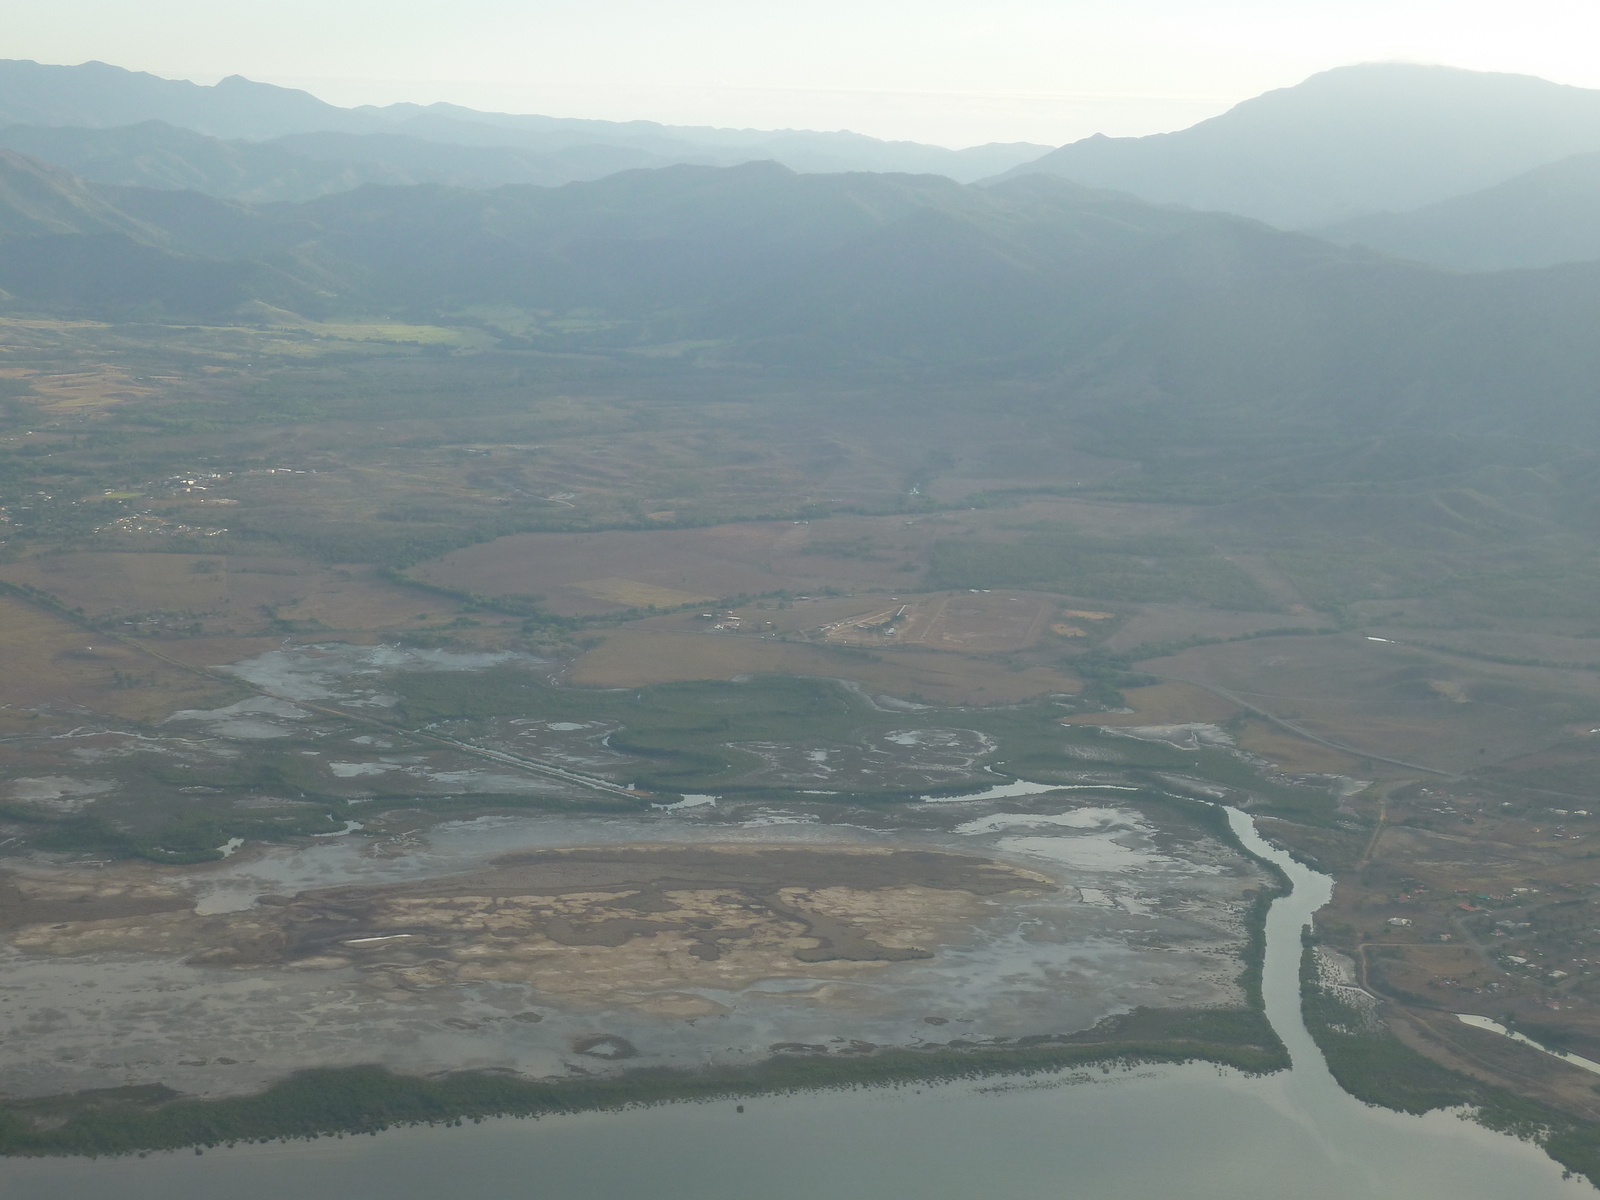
0, 1009, 1288, 1158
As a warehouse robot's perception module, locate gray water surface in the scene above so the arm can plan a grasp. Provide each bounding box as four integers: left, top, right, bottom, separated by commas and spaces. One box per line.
0, 809, 1588, 1200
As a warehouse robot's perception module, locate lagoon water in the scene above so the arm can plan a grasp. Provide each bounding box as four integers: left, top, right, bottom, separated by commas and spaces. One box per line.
1, 810, 1589, 1200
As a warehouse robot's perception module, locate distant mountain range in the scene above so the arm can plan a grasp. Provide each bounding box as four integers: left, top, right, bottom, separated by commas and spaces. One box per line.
11, 58, 1600, 274
6, 54, 1600, 458
5, 144, 1600, 452
0, 59, 1050, 192
992, 63, 1600, 230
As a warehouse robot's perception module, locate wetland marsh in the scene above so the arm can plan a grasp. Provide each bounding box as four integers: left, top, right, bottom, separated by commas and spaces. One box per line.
0, 808, 1588, 1200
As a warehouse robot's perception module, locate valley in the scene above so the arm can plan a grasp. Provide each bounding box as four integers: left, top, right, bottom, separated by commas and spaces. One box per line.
3, 56, 1600, 1183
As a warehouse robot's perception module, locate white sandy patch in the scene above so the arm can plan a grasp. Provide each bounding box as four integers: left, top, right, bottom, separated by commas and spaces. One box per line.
167, 696, 309, 723
954, 807, 1147, 835
165, 696, 311, 739
329, 762, 396, 778
996, 833, 1166, 874
8, 777, 115, 812
655, 794, 718, 811
225, 644, 543, 702
1101, 723, 1235, 749
883, 728, 993, 750
919, 781, 1065, 804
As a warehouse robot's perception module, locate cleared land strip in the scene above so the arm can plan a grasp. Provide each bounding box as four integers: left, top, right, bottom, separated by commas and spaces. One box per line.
1150, 673, 1455, 778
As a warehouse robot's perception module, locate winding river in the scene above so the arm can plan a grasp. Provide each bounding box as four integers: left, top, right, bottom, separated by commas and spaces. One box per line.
0, 809, 1589, 1200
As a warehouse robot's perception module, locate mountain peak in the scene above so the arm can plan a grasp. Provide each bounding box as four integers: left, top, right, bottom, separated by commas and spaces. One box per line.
992, 62, 1600, 228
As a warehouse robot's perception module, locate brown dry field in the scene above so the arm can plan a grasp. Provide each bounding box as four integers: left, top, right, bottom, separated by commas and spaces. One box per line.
822, 591, 1056, 653
404, 499, 1205, 617
1364, 625, 1600, 667
1144, 633, 1600, 772
146, 635, 292, 669
1063, 681, 1241, 728
407, 518, 930, 614
0, 594, 231, 720
1233, 719, 1367, 775
1059, 676, 1369, 775
0, 363, 160, 411
566, 628, 1079, 704
0, 553, 442, 634
1372, 944, 1500, 994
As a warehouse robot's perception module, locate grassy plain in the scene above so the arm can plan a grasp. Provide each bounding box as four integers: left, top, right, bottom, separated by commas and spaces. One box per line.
568, 628, 1079, 704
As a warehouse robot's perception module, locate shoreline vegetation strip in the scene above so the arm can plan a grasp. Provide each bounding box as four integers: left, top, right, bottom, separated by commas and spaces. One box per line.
0, 1013, 1287, 1158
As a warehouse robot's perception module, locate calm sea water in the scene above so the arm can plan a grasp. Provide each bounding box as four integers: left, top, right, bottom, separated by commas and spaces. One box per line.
0, 810, 1588, 1200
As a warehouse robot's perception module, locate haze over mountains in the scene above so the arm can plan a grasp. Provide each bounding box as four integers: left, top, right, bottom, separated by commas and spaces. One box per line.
5, 55, 1600, 466
6, 140, 1600, 461
993, 63, 1600, 229
0, 60, 1050, 193
9, 58, 1600, 271
1312, 151, 1600, 271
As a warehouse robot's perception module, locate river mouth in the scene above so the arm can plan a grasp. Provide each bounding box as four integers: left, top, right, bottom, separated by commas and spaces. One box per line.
0, 803, 1588, 1199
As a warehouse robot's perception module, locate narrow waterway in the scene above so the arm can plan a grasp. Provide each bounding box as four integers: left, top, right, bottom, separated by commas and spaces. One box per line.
0, 809, 1589, 1200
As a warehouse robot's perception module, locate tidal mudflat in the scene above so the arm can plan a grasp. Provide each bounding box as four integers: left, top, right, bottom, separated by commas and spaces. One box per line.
0, 789, 1264, 1100
0, 810, 1585, 1200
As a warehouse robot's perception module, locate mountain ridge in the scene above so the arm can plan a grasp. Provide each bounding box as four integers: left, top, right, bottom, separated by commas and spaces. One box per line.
3, 148, 1600, 451
1312, 151, 1600, 270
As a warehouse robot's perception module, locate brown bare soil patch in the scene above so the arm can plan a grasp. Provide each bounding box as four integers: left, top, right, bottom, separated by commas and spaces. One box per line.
2, 363, 160, 411
568, 628, 1079, 704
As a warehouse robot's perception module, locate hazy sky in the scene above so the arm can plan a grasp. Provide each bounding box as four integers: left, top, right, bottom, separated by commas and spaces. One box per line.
11, 0, 1600, 146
